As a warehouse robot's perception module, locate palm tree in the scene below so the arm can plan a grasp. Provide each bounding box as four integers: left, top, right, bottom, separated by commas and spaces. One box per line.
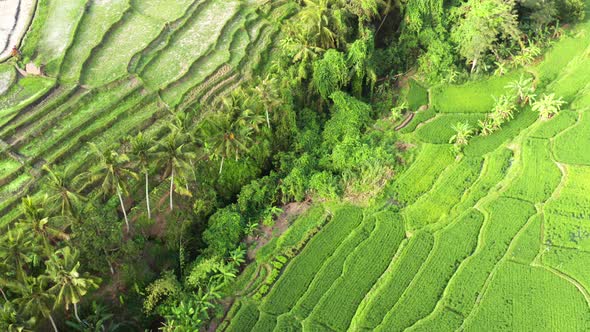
505, 75, 535, 105
449, 122, 474, 147
300, 0, 342, 49
44, 247, 99, 324
88, 143, 138, 233
43, 165, 87, 218
280, 28, 324, 81
203, 107, 264, 174
0, 227, 37, 282
532, 93, 566, 119
129, 132, 154, 220
14, 277, 58, 332
251, 75, 280, 129
150, 129, 195, 211
18, 196, 69, 255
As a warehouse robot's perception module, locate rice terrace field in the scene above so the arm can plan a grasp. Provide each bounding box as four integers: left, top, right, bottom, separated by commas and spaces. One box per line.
2, 0, 590, 331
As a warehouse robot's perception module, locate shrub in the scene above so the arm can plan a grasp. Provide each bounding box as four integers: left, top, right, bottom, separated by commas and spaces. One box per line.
203, 207, 244, 256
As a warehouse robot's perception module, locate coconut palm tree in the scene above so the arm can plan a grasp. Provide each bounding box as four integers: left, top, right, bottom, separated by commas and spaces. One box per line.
43, 165, 87, 218
88, 143, 137, 233
203, 108, 264, 174
505, 75, 535, 105
129, 132, 154, 220
251, 75, 280, 129
300, 0, 342, 49
44, 247, 99, 324
280, 28, 324, 81
449, 122, 474, 147
14, 277, 58, 332
18, 196, 69, 255
150, 128, 195, 211
0, 227, 38, 283
532, 93, 566, 119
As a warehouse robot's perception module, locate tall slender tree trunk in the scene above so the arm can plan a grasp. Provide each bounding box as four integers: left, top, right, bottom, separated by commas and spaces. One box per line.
145, 171, 151, 219
0, 287, 7, 302
48, 314, 59, 332
169, 169, 174, 211
471, 58, 478, 74
117, 185, 129, 233
219, 157, 225, 175
103, 248, 115, 274
73, 302, 82, 323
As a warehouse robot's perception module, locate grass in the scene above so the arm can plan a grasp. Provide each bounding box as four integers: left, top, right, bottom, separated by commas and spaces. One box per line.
431, 71, 524, 113
415, 113, 487, 144
554, 111, 590, 165
442, 197, 537, 315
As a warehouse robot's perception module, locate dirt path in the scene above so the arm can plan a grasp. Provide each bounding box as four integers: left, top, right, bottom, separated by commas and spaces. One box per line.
247, 201, 311, 260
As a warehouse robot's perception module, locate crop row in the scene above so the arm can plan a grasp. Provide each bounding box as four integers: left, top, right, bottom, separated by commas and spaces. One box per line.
441, 197, 536, 316
544, 164, 590, 249
505, 138, 562, 203
404, 156, 483, 231
375, 209, 484, 332
464, 106, 538, 156
0, 76, 56, 128
308, 210, 406, 331
259, 205, 364, 315
453, 148, 513, 213
554, 111, 590, 165
59, 0, 132, 83
139, 0, 241, 90
289, 210, 379, 319
34, 0, 88, 76
350, 231, 435, 330
462, 261, 590, 331
389, 143, 454, 204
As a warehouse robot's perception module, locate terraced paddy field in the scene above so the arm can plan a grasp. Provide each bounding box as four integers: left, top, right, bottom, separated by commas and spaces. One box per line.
220, 6, 590, 332
0, 0, 297, 228
3, 1, 590, 331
